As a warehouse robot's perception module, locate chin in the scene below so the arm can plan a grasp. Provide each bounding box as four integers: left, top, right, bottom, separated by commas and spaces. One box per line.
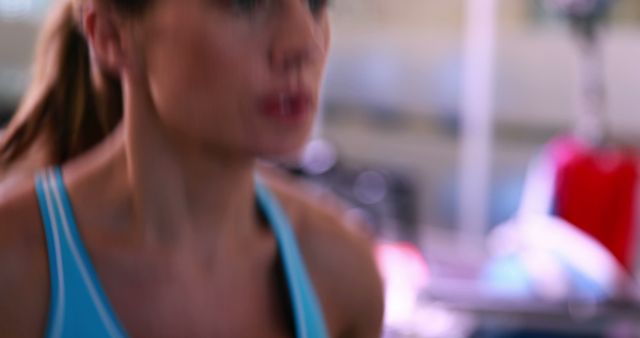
254, 139, 309, 162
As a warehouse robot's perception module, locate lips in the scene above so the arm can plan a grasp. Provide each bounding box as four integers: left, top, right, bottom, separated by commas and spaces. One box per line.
260, 92, 313, 125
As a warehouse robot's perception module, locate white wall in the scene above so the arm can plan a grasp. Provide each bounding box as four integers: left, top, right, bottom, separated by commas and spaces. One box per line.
324, 26, 640, 139
0, 19, 37, 103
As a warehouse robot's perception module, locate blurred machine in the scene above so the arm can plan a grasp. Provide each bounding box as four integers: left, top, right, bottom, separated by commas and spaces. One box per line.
532, 0, 639, 270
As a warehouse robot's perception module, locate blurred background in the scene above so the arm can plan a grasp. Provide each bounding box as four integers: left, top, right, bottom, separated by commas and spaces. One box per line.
3, 0, 640, 337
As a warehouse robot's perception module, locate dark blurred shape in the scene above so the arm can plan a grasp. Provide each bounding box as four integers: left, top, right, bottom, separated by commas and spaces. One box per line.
287, 138, 420, 242
471, 328, 600, 338
545, 0, 616, 36
0, 103, 12, 127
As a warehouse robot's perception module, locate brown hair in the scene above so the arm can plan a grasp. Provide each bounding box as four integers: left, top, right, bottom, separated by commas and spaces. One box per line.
0, 0, 150, 170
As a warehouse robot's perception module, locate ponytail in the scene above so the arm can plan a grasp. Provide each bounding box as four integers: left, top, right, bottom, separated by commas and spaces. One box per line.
0, 0, 122, 168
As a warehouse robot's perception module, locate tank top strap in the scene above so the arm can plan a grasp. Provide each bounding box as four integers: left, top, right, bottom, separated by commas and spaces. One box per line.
35, 167, 128, 338
255, 178, 329, 338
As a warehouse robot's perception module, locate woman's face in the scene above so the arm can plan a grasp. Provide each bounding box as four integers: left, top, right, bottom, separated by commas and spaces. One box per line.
127, 0, 331, 157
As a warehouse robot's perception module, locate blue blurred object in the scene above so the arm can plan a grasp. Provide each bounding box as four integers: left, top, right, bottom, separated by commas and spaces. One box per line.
482, 214, 629, 303
482, 254, 536, 299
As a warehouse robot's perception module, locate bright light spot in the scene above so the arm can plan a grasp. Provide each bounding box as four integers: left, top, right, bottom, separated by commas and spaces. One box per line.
375, 242, 429, 328
301, 139, 337, 175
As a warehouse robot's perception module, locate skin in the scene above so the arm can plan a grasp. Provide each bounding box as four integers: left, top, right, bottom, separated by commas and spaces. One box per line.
0, 0, 384, 337
0, 134, 50, 194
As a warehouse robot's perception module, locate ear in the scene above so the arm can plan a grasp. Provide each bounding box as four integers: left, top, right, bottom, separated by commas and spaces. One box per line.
81, 3, 126, 75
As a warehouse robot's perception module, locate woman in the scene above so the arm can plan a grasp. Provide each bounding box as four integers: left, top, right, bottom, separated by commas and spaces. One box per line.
0, 0, 384, 337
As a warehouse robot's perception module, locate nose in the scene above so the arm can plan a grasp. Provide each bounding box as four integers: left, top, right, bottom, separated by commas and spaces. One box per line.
269, 1, 325, 73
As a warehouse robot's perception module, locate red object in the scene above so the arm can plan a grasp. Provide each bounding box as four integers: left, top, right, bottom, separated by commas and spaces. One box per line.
549, 136, 638, 270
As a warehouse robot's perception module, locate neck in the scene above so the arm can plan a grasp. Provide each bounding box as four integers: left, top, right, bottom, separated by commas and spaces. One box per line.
118, 78, 259, 247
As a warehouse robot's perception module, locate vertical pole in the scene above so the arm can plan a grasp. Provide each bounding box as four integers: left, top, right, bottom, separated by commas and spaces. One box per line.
458, 0, 498, 249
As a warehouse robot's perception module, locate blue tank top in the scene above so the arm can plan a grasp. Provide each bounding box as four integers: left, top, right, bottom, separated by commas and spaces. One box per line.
35, 167, 329, 338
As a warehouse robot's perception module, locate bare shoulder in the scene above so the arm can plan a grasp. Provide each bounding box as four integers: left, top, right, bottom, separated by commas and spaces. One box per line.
0, 178, 49, 337
0, 177, 47, 259
259, 166, 384, 338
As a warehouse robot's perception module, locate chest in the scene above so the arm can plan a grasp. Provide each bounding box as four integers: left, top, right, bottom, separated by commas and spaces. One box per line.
90, 248, 296, 338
